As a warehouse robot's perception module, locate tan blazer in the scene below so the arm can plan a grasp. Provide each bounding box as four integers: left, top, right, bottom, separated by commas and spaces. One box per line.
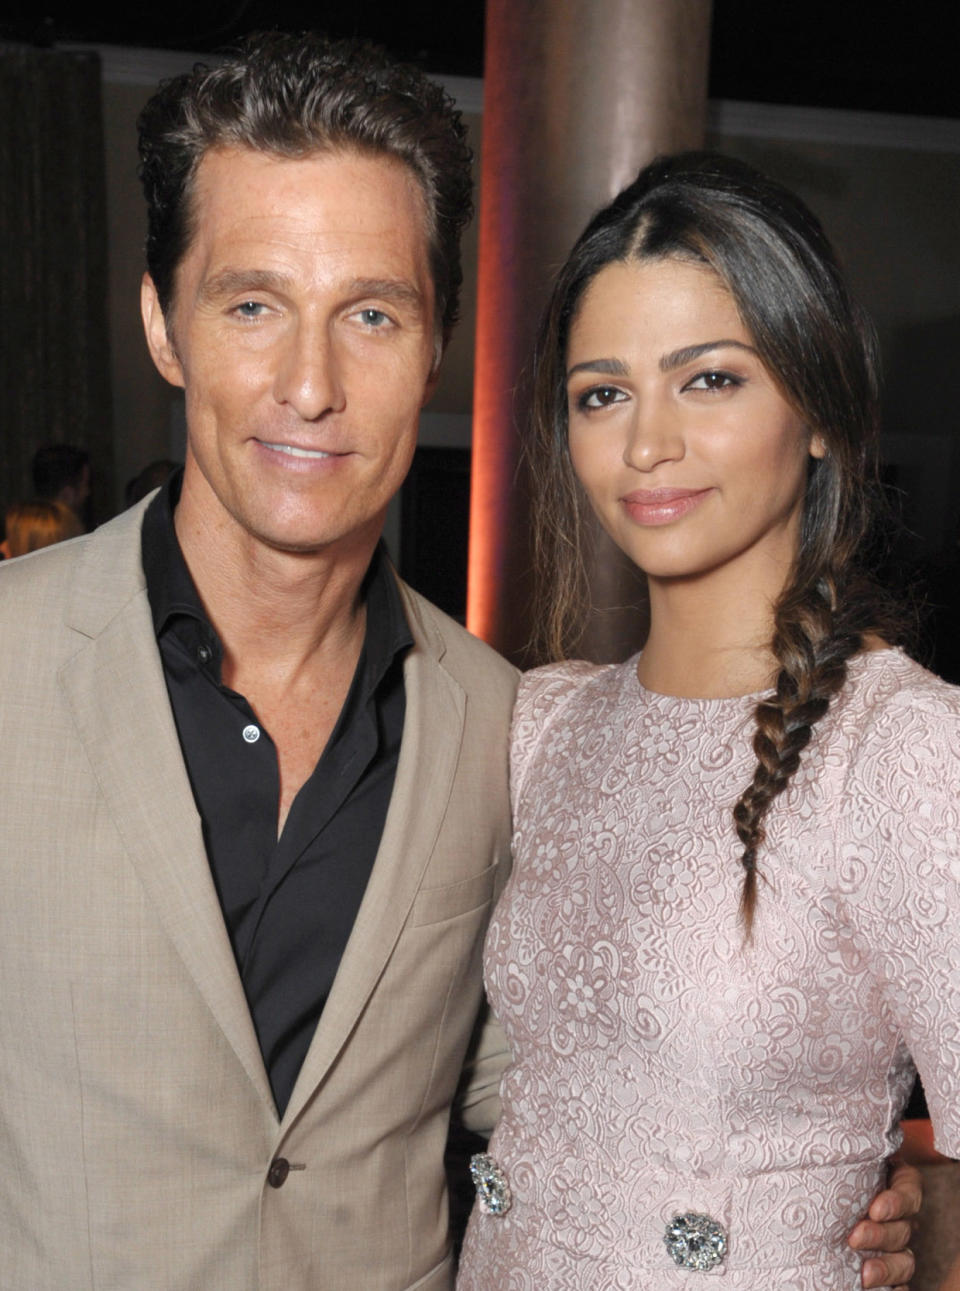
0, 500, 516, 1291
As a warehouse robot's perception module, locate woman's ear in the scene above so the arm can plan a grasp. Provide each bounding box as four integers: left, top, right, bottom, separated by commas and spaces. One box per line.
809, 431, 827, 460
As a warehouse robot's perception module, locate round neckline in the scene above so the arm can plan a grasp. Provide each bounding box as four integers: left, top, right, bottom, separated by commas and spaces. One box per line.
630, 646, 900, 708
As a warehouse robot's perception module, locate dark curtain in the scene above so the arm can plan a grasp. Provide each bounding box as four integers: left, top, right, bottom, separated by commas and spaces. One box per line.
0, 47, 113, 521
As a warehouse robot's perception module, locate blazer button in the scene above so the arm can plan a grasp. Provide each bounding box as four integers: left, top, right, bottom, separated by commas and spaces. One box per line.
267, 1158, 290, 1188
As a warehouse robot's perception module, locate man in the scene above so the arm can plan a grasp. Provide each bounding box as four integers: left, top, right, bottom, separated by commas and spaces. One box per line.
0, 31, 917, 1291
1, 34, 512, 1291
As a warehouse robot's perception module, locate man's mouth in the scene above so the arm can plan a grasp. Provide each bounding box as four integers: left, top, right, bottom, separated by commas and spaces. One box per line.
260, 441, 334, 460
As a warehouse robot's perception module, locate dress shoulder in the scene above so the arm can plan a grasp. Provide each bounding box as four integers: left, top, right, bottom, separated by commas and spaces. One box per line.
510, 659, 616, 808
841, 651, 960, 815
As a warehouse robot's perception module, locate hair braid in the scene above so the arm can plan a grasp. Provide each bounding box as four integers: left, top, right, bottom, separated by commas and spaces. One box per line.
734, 570, 864, 930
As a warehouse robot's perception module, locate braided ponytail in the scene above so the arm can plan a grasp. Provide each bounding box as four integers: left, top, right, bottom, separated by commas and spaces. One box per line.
734, 571, 863, 929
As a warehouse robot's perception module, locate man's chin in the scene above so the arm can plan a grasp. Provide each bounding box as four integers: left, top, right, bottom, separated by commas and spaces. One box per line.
241, 516, 385, 562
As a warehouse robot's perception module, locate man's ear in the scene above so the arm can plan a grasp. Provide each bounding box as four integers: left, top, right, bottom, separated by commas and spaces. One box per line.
420, 332, 446, 408
140, 274, 185, 389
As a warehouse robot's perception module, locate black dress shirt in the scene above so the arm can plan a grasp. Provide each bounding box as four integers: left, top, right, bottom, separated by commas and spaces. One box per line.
142, 475, 411, 1115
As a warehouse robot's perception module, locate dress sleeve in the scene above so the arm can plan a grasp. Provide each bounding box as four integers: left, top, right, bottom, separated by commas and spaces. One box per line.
509, 661, 602, 812
837, 682, 960, 1157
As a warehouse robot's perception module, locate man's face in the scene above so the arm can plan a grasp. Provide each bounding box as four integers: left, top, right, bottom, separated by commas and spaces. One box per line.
141, 146, 438, 558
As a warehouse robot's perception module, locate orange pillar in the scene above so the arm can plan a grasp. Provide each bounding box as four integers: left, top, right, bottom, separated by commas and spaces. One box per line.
467, 0, 712, 665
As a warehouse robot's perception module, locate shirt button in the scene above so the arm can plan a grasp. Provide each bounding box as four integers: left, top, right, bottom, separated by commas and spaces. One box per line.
242, 724, 260, 743
197, 644, 211, 664
267, 1158, 290, 1188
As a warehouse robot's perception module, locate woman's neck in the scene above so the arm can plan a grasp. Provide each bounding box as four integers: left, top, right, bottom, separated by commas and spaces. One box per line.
638, 570, 782, 699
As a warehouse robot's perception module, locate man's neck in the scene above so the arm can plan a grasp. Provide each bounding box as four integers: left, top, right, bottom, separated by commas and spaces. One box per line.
172, 488, 379, 695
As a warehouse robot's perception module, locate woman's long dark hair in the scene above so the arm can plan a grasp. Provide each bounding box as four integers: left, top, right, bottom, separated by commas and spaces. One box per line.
530, 152, 904, 930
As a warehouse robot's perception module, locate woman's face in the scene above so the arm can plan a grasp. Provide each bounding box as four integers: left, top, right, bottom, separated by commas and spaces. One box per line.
565, 256, 824, 593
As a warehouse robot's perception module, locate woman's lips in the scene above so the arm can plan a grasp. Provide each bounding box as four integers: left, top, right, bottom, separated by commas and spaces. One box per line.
620, 487, 714, 526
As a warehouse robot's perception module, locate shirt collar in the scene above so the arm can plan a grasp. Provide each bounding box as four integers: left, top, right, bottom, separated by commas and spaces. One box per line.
141, 469, 412, 695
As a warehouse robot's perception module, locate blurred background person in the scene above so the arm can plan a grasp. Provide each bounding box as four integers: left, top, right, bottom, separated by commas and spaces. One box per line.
1, 499, 83, 559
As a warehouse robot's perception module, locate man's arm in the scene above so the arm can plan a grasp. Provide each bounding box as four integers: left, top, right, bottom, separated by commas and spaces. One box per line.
456, 1006, 510, 1138
847, 1158, 921, 1290
940, 1254, 960, 1291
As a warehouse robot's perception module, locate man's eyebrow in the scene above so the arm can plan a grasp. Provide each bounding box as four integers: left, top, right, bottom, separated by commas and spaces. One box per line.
198, 268, 292, 302
566, 357, 630, 380
347, 278, 427, 314
659, 339, 758, 371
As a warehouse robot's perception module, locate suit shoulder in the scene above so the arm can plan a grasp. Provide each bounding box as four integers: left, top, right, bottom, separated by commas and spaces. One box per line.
398, 581, 519, 700
0, 531, 90, 616
0, 502, 149, 660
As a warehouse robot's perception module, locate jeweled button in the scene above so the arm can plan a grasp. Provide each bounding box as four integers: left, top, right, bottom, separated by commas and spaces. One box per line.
664, 1212, 727, 1271
469, 1153, 512, 1216
267, 1158, 290, 1188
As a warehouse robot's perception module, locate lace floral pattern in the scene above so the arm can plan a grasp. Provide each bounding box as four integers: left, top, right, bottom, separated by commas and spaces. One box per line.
458, 650, 960, 1289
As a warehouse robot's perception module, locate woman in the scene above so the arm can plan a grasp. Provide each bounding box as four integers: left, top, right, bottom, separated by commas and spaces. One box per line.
458, 154, 957, 1288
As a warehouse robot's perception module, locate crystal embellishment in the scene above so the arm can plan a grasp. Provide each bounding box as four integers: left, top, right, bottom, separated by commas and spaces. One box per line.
664, 1212, 727, 1271
469, 1153, 512, 1216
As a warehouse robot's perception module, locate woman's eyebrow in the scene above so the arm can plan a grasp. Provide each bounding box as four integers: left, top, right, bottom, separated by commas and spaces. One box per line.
659, 339, 758, 372
566, 357, 629, 380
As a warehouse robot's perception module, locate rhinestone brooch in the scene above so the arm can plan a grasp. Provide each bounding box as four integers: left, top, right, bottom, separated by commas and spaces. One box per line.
664, 1212, 727, 1271
469, 1153, 512, 1216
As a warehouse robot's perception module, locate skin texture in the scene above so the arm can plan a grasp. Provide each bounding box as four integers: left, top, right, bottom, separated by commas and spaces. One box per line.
942, 1254, 960, 1291
566, 258, 825, 590
566, 257, 825, 698
141, 146, 438, 568
566, 256, 920, 1286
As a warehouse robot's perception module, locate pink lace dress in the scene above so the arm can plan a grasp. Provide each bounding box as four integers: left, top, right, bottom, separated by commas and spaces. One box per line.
458, 650, 960, 1289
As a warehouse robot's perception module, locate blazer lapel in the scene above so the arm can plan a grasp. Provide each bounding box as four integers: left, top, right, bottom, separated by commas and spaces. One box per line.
58, 506, 274, 1111
282, 585, 465, 1127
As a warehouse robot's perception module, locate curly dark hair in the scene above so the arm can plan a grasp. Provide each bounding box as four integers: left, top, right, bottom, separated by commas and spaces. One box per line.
137, 30, 473, 342
529, 152, 905, 931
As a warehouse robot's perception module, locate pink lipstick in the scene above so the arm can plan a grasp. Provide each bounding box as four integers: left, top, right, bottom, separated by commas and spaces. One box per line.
621, 487, 713, 526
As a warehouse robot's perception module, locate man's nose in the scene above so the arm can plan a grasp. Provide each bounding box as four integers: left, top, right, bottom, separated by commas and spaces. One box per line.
623, 399, 684, 471
273, 321, 346, 420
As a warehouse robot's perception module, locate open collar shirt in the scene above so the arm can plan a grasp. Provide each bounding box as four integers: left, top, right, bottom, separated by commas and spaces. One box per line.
141, 475, 411, 1115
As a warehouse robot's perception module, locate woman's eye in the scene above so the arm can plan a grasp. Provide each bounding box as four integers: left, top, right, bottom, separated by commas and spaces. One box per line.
577, 385, 626, 410
684, 370, 740, 392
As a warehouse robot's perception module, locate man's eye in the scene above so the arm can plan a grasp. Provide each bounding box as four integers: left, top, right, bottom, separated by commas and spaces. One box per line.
684, 370, 740, 392
577, 385, 625, 410
234, 300, 266, 318
358, 308, 391, 327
